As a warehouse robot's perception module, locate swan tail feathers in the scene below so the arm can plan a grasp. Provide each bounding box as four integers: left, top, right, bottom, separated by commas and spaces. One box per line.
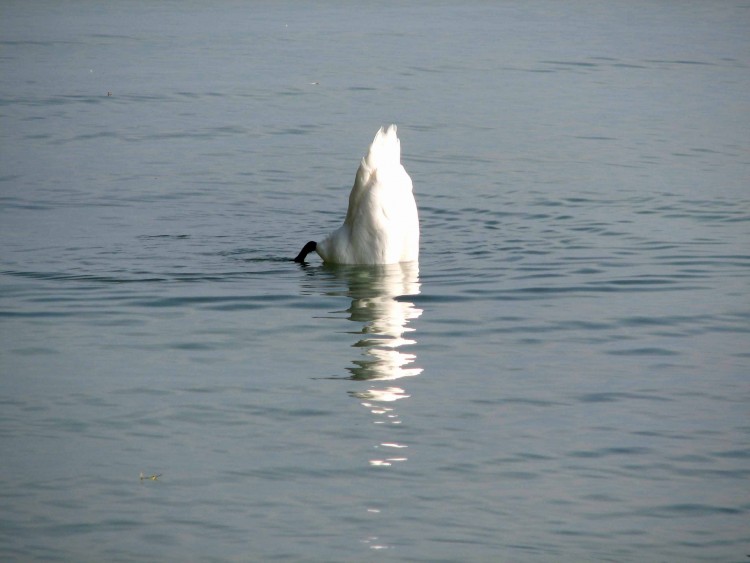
364, 124, 400, 170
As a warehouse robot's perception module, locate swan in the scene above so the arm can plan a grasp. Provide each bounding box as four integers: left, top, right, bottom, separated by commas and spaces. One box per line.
293, 125, 419, 264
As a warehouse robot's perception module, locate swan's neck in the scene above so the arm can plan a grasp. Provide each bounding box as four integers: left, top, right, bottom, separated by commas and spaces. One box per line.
293, 241, 317, 263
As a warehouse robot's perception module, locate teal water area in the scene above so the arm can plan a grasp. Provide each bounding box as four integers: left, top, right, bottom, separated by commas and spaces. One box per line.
1, 1, 749, 560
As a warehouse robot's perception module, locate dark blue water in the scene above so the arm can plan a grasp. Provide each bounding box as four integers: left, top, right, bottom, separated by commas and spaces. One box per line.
1, 1, 749, 561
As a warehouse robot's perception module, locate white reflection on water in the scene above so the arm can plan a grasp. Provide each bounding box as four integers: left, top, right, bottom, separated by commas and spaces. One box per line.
341, 261, 423, 383
334, 262, 423, 477
310, 261, 422, 481
342, 262, 421, 551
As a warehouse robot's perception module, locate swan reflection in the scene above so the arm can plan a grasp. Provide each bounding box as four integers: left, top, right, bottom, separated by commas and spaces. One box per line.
337, 261, 422, 383
328, 261, 422, 472
302, 261, 423, 551
303, 260, 423, 472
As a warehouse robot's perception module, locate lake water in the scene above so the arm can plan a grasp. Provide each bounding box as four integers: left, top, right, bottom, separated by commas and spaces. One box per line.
1, 1, 749, 561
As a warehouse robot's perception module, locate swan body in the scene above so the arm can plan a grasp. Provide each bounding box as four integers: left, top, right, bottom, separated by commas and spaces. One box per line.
294, 125, 419, 265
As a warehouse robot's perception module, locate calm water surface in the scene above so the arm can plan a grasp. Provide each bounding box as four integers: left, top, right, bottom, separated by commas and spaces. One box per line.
1, 1, 749, 561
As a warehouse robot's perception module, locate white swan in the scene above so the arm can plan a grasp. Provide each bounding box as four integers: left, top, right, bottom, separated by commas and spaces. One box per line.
294, 125, 419, 264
